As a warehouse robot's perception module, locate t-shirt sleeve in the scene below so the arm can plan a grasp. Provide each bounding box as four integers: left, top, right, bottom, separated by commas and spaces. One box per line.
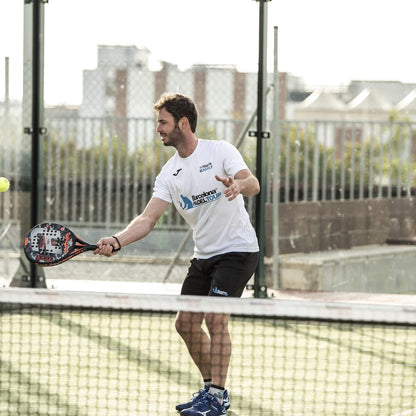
221, 141, 250, 177
152, 169, 172, 203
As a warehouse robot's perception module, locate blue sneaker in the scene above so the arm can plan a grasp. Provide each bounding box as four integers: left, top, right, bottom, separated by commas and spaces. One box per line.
176, 387, 208, 412
222, 390, 230, 410
180, 393, 226, 416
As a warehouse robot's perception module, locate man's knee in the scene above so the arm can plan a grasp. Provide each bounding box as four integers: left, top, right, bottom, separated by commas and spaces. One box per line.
175, 311, 204, 336
205, 313, 230, 334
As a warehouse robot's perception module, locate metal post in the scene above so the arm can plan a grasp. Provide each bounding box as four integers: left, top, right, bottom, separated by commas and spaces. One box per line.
29, 0, 41, 287
253, 0, 270, 298
9, 0, 46, 288
3, 58, 11, 278
25, 0, 46, 288
272, 26, 280, 289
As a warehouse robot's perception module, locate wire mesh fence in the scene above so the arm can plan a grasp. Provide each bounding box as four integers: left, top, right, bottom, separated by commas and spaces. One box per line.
2, 115, 416, 228
2, 1, 416, 291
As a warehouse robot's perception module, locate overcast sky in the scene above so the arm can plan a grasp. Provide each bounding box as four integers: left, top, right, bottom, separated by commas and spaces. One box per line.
1, 0, 415, 105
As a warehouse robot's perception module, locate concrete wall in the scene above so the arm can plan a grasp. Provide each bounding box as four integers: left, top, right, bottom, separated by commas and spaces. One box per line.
265, 198, 416, 293
278, 245, 416, 293
265, 198, 416, 257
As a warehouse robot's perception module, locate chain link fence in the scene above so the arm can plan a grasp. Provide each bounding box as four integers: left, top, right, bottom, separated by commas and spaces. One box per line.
2, 1, 416, 287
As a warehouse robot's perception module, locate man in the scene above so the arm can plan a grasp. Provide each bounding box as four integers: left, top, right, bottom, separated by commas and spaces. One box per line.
94, 93, 259, 416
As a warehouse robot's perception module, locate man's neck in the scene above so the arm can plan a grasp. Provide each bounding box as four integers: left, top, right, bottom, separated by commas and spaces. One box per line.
176, 135, 198, 158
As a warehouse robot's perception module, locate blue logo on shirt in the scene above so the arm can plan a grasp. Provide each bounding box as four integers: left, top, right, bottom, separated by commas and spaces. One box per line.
199, 163, 213, 173
179, 189, 221, 210
180, 195, 194, 210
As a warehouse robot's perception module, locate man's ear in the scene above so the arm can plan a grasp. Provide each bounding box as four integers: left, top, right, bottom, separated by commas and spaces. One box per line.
179, 117, 188, 131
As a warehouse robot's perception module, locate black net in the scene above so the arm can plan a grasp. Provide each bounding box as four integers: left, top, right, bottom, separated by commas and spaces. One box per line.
0, 289, 416, 415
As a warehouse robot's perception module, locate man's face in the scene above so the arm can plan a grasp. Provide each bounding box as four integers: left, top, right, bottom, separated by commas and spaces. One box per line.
156, 108, 184, 147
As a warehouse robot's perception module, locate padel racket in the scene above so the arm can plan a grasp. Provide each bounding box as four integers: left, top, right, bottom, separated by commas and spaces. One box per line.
24, 222, 98, 266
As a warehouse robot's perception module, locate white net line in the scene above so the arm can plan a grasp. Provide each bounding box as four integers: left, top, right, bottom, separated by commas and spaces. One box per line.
1, 288, 415, 324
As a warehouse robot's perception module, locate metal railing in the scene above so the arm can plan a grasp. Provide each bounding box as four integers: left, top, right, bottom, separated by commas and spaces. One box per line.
40, 115, 256, 229
275, 120, 416, 203
1, 116, 416, 229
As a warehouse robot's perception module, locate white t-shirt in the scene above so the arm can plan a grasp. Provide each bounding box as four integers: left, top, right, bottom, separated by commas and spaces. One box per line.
152, 139, 259, 259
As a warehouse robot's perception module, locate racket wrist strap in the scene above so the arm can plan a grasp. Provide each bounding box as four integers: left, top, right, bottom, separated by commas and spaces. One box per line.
112, 235, 122, 252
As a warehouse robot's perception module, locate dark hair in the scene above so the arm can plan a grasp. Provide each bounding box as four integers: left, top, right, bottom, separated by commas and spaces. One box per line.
153, 93, 198, 133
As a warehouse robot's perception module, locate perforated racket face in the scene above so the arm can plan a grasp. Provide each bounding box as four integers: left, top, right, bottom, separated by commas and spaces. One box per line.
24, 223, 76, 265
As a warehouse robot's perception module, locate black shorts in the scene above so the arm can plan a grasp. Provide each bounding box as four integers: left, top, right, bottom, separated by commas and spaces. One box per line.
181, 251, 259, 298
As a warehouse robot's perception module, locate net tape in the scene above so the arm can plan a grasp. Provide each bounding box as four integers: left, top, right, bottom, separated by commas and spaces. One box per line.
1, 288, 415, 325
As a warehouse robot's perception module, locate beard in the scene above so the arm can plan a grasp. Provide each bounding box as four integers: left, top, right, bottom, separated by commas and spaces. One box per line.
161, 125, 185, 148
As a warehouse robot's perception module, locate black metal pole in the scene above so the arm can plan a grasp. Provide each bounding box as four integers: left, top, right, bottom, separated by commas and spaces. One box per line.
30, 0, 41, 287
254, 0, 269, 298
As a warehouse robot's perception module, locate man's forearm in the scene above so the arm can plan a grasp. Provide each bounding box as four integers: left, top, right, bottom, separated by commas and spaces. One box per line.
236, 175, 260, 197
114, 214, 156, 247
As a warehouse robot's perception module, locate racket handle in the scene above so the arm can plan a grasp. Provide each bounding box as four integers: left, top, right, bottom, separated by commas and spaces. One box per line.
90, 244, 117, 252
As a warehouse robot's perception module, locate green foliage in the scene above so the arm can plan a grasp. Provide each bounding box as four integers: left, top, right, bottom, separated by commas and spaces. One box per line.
277, 122, 415, 193
43, 133, 174, 179
42, 118, 416, 205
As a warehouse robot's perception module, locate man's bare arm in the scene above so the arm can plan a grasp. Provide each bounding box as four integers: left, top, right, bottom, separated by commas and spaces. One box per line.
215, 169, 260, 201
94, 197, 171, 256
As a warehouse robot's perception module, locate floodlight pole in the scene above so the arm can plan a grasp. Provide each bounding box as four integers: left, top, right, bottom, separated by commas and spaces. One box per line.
253, 0, 271, 298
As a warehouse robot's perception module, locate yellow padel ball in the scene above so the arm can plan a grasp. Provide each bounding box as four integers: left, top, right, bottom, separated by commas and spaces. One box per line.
0, 177, 10, 192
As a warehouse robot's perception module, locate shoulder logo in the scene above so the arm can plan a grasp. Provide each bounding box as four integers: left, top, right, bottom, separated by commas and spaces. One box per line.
199, 163, 212, 173
173, 168, 182, 176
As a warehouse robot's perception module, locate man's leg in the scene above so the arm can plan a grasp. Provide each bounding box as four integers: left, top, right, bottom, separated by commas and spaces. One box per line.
205, 312, 231, 388
175, 311, 212, 380
178, 312, 230, 416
